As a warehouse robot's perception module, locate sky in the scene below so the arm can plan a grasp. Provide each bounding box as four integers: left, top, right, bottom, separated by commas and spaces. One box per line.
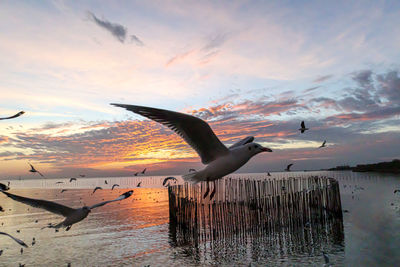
1, 0, 400, 179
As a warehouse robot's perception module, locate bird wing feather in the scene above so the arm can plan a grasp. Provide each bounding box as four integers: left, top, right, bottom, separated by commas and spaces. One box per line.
111, 104, 229, 164
0, 232, 28, 247
0, 191, 75, 217
229, 136, 254, 149
89, 190, 133, 209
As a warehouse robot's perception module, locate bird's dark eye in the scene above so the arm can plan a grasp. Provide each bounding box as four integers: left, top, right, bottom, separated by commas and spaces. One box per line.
248, 147, 251, 151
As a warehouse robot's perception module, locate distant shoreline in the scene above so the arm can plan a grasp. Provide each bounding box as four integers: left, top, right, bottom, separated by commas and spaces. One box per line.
328, 159, 400, 174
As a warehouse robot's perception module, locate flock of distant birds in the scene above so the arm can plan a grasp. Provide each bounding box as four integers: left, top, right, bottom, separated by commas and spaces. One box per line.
0, 108, 358, 265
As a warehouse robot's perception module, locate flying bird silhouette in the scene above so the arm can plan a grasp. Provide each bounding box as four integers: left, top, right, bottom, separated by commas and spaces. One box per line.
28, 163, 44, 177
104, 180, 108, 185
137, 181, 142, 187
0, 111, 25, 120
111, 184, 119, 190
285, 164, 293, 171
61, 189, 68, 193
0, 232, 28, 247
69, 178, 77, 182
141, 168, 146, 175
92, 187, 102, 194
267, 172, 271, 176
319, 140, 327, 148
0, 190, 133, 229
112, 104, 272, 198
299, 121, 309, 133
162, 177, 177, 186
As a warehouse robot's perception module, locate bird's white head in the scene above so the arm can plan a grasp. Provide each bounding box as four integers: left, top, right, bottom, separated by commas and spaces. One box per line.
245, 143, 273, 155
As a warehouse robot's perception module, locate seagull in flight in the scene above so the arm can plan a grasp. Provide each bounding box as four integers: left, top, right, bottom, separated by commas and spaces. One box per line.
299, 121, 309, 133
0, 111, 25, 120
319, 140, 327, 148
69, 178, 77, 182
285, 163, 293, 172
0, 190, 133, 230
136, 181, 142, 187
28, 163, 44, 177
141, 168, 146, 175
267, 172, 271, 176
112, 104, 272, 197
0, 232, 28, 247
92, 187, 102, 194
111, 184, 119, 190
162, 177, 177, 187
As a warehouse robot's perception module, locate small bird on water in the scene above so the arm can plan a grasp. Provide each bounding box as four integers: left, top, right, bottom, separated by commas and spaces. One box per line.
0, 190, 133, 230
299, 121, 309, 133
112, 104, 273, 198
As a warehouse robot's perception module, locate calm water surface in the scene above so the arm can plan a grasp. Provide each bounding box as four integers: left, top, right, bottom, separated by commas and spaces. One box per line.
0, 171, 399, 266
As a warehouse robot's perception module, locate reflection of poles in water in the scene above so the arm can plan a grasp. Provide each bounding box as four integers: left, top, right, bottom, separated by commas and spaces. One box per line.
168, 176, 344, 246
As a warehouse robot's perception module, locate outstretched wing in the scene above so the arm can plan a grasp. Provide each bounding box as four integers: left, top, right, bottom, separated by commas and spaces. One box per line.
0, 232, 28, 247
112, 184, 119, 190
89, 190, 133, 209
0, 191, 75, 217
0, 111, 25, 120
229, 136, 254, 149
111, 104, 229, 164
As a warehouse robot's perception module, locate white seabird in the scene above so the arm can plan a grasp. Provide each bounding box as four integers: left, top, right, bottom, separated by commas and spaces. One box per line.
0, 190, 133, 229
112, 104, 273, 192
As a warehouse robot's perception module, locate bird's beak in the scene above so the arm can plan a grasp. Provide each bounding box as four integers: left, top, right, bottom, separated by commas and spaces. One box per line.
262, 147, 273, 152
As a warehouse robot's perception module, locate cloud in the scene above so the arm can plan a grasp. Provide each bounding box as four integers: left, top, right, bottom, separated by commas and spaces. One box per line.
377, 70, 400, 104
352, 69, 373, 88
313, 75, 333, 83
201, 33, 228, 52
130, 34, 144, 46
0, 136, 9, 144
87, 11, 127, 43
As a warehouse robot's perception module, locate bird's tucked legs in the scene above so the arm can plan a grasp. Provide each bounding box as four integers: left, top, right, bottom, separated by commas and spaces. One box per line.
203, 178, 210, 199
209, 181, 216, 200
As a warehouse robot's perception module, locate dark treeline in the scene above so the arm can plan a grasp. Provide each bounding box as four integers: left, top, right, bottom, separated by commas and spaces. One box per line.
328, 159, 400, 173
